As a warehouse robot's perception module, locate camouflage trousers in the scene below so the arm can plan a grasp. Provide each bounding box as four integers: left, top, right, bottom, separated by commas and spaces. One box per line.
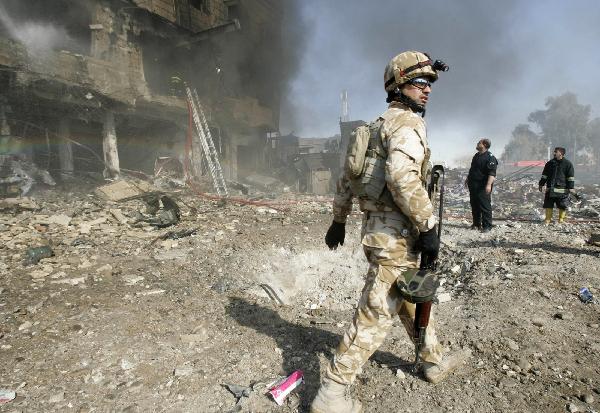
326, 212, 444, 385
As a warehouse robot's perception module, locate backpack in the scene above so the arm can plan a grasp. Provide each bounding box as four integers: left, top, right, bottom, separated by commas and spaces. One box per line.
344, 119, 395, 207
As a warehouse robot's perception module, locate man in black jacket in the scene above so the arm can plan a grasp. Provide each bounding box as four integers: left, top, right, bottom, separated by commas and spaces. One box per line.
466, 138, 498, 232
539, 147, 575, 224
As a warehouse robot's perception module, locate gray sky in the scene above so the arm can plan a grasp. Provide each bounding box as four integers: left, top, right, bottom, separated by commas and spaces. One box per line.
279, 0, 600, 165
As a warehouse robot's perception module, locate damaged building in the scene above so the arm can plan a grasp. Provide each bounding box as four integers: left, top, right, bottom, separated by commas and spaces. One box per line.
0, 0, 284, 192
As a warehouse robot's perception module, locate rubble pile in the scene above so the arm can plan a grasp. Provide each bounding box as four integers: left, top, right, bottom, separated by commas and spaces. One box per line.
0, 156, 56, 197
442, 168, 600, 222
1, 178, 599, 412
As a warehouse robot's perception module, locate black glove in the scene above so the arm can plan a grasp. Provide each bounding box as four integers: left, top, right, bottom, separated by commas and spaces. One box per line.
325, 221, 345, 250
416, 226, 440, 262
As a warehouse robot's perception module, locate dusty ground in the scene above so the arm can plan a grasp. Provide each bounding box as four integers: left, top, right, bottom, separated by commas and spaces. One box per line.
1, 181, 600, 413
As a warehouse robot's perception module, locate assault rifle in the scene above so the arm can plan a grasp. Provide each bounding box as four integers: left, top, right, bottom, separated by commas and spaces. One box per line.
396, 165, 445, 372
415, 165, 445, 369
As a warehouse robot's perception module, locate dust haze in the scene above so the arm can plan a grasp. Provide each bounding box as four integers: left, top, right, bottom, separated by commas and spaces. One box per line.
280, 0, 600, 164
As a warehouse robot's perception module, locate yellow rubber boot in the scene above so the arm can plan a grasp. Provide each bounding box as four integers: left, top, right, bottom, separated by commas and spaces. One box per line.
544, 208, 553, 225
558, 209, 567, 223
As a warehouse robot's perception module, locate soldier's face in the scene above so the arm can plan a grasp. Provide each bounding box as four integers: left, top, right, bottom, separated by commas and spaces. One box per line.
554, 150, 564, 160
476, 141, 485, 153
402, 79, 431, 107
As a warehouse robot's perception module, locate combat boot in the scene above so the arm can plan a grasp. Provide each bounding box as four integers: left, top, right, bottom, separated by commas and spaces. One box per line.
423, 349, 472, 384
310, 377, 362, 413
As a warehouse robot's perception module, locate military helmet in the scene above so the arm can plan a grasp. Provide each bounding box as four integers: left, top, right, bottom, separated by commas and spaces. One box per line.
384, 51, 439, 93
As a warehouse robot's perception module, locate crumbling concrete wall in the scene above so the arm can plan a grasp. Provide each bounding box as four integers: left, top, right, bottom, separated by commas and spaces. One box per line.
134, 0, 178, 23
0, 0, 284, 186
133, 0, 229, 31
189, 1, 229, 32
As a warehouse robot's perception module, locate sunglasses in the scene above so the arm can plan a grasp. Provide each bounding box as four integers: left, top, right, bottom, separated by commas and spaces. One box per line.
408, 78, 433, 90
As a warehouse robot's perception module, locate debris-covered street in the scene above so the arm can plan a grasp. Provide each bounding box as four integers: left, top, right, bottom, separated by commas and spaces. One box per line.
1, 175, 599, 412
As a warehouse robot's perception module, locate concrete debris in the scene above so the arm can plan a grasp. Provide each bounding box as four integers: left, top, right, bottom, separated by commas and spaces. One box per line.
95, 264, 113, 274
79, 217, 108, 234
48, 214, 72, 226
531, 318, 545, 327
135, 289, 166, 296
51, 276, 87, 286
48, 391, 65, 403
120, 359, 135, 371
30, 268, 51, 280
440, 168, 600, 223
243, 173, 284, 191
174, 365, 194, 377
224, 383, 252, 404
95, 180, 150, 202
18, 321, 33, 331
0, 197, 38, 211
0, 156, 55, 197
153, 157, 185, 190
0, 170, 599, 412
122, 274, 144, 285
153, 249, 188, 261
437, 292, 452, 303
109, 209, 128, 225
581, 393, 594, 404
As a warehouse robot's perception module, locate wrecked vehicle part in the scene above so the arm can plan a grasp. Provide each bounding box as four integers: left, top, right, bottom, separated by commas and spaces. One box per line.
142, 195, 181, 228
146, 208, 180, 228
122, 193, 182, 228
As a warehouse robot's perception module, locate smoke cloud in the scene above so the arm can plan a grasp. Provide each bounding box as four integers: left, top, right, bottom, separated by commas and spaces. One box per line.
280, 0, 600, 164
0, 0, 90, 57
0, 13, 74, 56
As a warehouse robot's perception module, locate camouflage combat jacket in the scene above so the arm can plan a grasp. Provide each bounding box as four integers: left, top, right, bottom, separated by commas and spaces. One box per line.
333, 102, 436, 237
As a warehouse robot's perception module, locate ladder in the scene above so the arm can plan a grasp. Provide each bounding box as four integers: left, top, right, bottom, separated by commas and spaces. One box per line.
185, 86, 228, 197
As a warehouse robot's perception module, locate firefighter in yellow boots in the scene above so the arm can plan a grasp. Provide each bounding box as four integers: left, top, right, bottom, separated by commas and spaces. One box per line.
310, 52, 469, 413
539, 147, 575, 224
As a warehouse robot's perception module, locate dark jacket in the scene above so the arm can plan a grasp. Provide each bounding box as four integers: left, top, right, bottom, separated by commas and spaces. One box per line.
467, 151, 498, 186
539, 158, 575, 196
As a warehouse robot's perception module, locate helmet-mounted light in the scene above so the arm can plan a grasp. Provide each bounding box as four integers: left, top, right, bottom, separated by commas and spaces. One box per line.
432, 60, 449, 72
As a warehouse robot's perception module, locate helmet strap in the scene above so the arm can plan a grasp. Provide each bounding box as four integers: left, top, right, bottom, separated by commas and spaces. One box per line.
387, 87, 426, 116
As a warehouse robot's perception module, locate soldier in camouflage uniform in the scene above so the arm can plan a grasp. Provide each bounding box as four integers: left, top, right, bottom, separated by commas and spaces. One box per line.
311, 51, 469, 413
